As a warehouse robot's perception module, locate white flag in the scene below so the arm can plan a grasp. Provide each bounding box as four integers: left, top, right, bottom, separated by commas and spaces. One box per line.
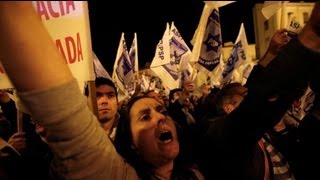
92, 51, 111, 79
220, 23, 251, 86
150, 23, 180, 90
112, 33, 134, 95
190, 2, 222, 75
128, 33, 139, 95
170, 22, 193, 86
287, 15, 302, 37
140, 73, 150, 92
129, 33, 139, 73
233, 60, 256, 85
261, 1, 282, 20
150, 23, 171, 67
210, 55, 225, 87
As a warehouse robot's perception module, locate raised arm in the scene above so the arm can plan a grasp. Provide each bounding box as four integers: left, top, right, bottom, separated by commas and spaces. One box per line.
0, 2, 73, 92
0, 3, 138, 179
258, 28, 289, 67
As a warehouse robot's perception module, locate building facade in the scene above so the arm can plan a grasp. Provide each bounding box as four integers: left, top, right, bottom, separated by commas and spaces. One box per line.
253, 2, 315, 59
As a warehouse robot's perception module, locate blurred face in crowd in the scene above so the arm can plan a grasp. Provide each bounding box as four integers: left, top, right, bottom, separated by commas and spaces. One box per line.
172, 91, 182, 103
224, 86, 248, 114
129, 97, 179, 167
146, 91, 164, 105
202, 84, 211, 95
96, 84, 118, 124
183, 81, 195, 93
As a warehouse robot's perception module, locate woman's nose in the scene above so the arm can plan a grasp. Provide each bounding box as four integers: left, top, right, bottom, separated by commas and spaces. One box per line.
155, 111, 166, 125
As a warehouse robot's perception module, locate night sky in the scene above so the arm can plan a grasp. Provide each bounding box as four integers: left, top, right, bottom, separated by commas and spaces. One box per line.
87, 1, 256, 73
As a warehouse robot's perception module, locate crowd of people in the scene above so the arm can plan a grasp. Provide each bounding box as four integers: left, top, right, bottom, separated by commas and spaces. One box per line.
0, 1, 320, 179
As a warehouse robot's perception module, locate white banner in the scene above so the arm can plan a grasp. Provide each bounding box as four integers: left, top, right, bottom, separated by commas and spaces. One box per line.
1, 1, 94, 89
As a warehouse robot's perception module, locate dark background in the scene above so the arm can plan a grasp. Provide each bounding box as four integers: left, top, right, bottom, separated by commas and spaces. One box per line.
87, 1, 257, 73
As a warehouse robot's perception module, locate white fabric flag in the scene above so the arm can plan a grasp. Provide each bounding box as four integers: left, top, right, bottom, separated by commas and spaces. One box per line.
92, 51, 111, 79
190, 2, 222, 75
210, 55, 225, 87
262, 1, 289, 28
128, 33, 139, 95
140, 73, 150, 92
129, 33, 139, 73
150, 23, 180, 90
170, 22, 193, 86
150, 23, 171, 67
232, 60, 256, 86
220, 23, 251, 86
261, 1, 282, 20
190, 1, 235, 45
112, 33, 134, 95
287, 14, 302, 37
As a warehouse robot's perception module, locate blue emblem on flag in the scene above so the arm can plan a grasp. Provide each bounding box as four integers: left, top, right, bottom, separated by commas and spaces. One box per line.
170, 37, 188, 64
222, 41, 243, 78
162, 63, 179, 80
223, 53, 237, 78
204, 34, 221, 53
198, 8, 222, 72
129, 50, 135, 72
116, 54, 132, 84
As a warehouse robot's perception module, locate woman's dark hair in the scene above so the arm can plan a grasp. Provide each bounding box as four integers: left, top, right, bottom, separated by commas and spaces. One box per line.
114, 96, 200, 179
114, 96, 155, 179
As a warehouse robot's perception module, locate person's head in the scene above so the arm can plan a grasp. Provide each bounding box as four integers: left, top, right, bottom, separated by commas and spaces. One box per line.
182, 80, 195, 94
145, 90, 164, 105
201, 84, 211, 96
114, 96, 179, 177
169, 88, 182, 105
214, 82, 248, 115
86, 77, 118, 124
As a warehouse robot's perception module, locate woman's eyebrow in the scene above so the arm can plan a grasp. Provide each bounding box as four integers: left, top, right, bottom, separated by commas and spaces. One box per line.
136, 108, 151, 118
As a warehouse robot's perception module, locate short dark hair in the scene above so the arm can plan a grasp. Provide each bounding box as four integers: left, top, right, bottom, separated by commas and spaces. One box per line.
214, 82, 243, 115
169, 88, 182, 104
84, 77, 117, 98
